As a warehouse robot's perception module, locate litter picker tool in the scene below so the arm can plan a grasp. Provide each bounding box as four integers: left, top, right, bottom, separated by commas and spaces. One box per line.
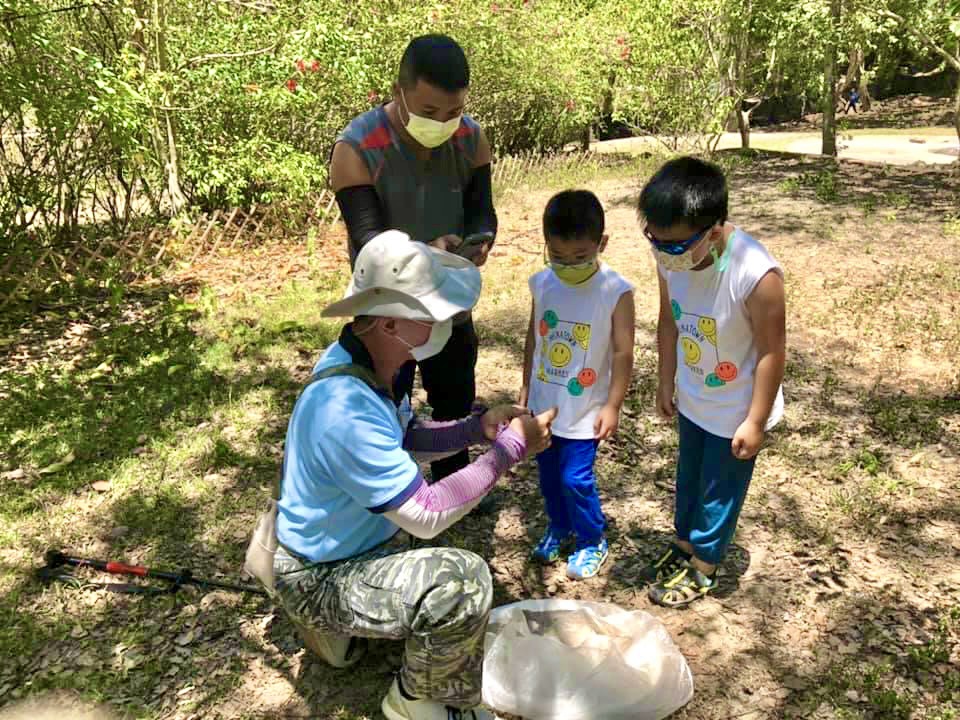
37, 549, 267, 596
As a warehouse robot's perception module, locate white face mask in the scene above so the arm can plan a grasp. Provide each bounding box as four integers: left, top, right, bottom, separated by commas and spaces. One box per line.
400, 90, 461, 148
395, 319, 452, 361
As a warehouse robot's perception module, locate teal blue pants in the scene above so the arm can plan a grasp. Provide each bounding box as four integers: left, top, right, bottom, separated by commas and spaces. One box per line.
675, 413, 756, 565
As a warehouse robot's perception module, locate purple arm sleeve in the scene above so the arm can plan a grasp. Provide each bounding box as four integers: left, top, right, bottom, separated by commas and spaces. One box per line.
384, 427, 527, 539
403, 414, 486, 458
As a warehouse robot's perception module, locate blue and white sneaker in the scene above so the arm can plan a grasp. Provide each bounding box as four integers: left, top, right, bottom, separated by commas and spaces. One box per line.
566, 538, 609, 580
531, 526, 571, 564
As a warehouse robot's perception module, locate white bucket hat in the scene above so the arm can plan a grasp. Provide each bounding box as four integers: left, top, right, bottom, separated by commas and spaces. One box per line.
322, 230, 482, 321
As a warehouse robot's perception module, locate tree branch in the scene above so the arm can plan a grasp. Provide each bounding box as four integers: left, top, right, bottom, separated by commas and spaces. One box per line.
901, 61, 947, 78
877, 10, 960, 72
179, 42, 279, 70
214, 0, 277, 13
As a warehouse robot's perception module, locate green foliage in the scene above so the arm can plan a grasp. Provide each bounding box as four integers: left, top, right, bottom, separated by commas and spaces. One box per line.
0, 0, 956, 232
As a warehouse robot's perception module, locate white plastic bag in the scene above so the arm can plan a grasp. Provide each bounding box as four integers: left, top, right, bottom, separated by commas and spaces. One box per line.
482, 599, 694, 720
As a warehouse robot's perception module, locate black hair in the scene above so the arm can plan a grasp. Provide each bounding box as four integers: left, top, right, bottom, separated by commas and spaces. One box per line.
638, 156, 728, 230
398, 35, 470, 92
543, 190, 605, 243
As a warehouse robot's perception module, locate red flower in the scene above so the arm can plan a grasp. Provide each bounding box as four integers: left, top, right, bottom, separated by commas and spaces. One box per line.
616, 36, 626, 45
286, 78, 298, 93
310, 59, 320, 72
620, 46, 631, 60
295, 59, 306, 73
565, 99, 576, 111
490, 2, 499, 13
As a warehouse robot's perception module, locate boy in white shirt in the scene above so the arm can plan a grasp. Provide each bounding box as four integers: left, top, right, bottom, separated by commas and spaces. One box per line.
520, 190, 636, 580
638, 156, 786, 607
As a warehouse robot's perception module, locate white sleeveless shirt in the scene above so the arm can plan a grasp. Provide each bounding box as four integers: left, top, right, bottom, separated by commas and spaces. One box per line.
527, 264, 634, 439
660, 228, 784, 438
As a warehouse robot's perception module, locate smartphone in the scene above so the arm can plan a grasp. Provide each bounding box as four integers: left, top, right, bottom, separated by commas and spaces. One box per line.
455, 231, 494, 259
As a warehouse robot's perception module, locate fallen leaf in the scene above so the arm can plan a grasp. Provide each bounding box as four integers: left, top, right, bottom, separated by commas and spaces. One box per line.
783, 676, 808, 690
257, 613, 275, 632
38, 451, 75, 475
70, 625, 88, 639
1, 468, 26, 481
75, 651, 98, 668
91, 480, 111, 492
174, 630, 195, 646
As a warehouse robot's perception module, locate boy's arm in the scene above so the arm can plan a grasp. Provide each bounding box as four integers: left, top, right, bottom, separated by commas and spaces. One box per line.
732, 270, 786, 458
519, 297, 536, 407
656, 273, 679, 419
594, 290, 635, 440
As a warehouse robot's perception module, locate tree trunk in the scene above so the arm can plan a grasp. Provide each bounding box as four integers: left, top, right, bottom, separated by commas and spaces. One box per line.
737, 107, 750, 149
153, 0, 186, 213
841, 46, 872, 111
954, 75, 960, 157
822, 0, 840, 156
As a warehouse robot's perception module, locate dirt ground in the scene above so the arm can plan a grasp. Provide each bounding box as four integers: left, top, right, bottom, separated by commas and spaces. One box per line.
462, 153, 960, 719
2, 150, 959, 720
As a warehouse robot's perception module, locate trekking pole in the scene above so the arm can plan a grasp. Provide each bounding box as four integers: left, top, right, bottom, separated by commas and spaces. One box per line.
39, 549, 267, 597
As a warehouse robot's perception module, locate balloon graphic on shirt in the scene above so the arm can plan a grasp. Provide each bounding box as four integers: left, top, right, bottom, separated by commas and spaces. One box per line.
705, 373, 726, 388
715, 361, 738, 382
538, 319, 549, 337
671, 299, 683, 322
543, 310, 559, 329
537, 363, 548, 382
549, 341, 573, 368
567, 378, 584, 396
577, 368, 598, 388
572, 323, 591, 350
698, 317, 717, 346
680, 337, 701, 366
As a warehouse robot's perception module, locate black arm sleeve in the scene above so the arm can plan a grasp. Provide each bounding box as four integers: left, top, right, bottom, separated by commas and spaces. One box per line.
335, 185, 388, 264
462, 164, 497, 243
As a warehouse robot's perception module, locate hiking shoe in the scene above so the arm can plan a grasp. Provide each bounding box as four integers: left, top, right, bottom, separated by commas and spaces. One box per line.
531, 526, 572, 564
566, 538, 609, 580
638, 543, 692, 584
382, 678, 494, 720
648, 565, 716, 608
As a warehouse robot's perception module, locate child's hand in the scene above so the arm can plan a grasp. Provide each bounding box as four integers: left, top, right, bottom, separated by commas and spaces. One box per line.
731, 419, 764, 460
655, 381, 676, 420
594, 404, 621, 441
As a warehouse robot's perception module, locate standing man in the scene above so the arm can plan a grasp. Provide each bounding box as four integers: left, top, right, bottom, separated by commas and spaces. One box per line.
330, 34, 497, 483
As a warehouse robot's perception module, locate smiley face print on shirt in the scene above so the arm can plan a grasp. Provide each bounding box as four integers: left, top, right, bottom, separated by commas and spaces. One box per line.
672, 300, 739, 388
537, 309, 598, 397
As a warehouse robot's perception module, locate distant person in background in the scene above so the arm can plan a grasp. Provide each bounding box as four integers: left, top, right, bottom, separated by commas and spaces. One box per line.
329, 34, 498, 488
844, 86, 861, 114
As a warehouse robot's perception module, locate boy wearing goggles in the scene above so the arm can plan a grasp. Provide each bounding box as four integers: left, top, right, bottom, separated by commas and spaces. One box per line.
638, 157, 786, 607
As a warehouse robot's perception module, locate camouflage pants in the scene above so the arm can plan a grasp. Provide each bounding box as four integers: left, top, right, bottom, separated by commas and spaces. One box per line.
273, 533, 493, 708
